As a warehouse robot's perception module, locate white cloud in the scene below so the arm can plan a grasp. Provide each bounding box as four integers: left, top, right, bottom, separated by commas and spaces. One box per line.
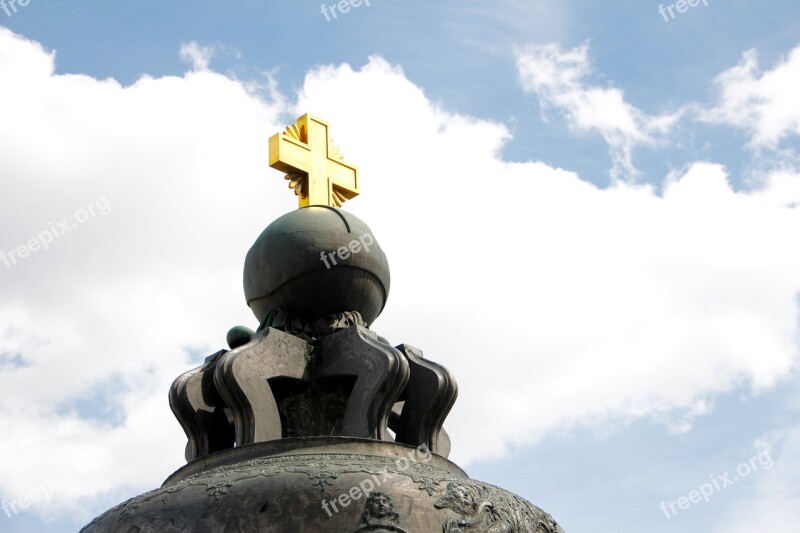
700, 45, 800, 148
1, 28, 799, 526
516, 43, 682, 180
0, 26, 286, 521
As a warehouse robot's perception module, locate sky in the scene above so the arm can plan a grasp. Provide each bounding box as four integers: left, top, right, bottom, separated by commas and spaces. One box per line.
0, 1, 799, 531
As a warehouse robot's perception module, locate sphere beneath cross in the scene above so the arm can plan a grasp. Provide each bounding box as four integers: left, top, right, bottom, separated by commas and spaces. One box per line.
243, 206, 391, 326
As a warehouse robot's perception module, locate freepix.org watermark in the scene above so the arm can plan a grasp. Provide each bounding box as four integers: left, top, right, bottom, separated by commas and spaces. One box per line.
1, 196, 112, 269
0, 0, 30, 18
321, 443, 432, 518
659, 449, 773, 519
319, 233, 374, 270
658, 0, 709, 22
2, 475, 71, 519
320, 0, 371, 22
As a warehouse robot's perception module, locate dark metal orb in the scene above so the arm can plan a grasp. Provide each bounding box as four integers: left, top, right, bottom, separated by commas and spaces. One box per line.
243, 207, 391, 326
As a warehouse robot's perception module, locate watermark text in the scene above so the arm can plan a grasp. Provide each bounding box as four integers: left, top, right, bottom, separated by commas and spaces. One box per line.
321, 443, 431, 518
658, 0, 709, 22
321, 0, 371, 22
1, 0, 31, 18
320, 233, 374, 269
1, 196, 112, 269
660, 449, 773, 519
2, 475, 71, 519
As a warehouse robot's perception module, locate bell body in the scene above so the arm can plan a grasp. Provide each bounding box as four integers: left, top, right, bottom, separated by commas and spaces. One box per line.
82, 438, 563, 533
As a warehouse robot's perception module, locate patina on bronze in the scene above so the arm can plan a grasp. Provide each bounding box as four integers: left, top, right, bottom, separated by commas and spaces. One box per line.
244, 206, 390, 327
83, 114, 565, 532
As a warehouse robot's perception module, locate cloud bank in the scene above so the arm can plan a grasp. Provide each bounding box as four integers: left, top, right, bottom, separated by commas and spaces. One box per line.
0, 28, 799, 526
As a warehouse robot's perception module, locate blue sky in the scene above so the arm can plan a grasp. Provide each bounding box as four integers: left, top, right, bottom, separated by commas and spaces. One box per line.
1, 1, 799, 531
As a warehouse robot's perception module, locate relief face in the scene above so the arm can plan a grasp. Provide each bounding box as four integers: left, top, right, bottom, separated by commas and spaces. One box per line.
353, 491, 409, 532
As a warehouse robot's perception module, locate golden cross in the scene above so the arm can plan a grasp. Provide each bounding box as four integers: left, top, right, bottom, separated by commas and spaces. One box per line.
269, 114, 359, 208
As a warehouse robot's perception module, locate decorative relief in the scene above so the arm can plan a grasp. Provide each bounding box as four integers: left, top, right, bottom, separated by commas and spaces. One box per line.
435, 482, 498, 531
434, 480, 564, 533
110, 452, 445, 522
353, 491, 409, 532
107, 451, 561, 533
259, 309, 366, 342
85, 449, 563, 533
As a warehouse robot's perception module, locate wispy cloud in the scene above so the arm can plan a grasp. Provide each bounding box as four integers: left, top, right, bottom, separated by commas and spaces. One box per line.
178, 41, 215, 71
516, 42, 683, 181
